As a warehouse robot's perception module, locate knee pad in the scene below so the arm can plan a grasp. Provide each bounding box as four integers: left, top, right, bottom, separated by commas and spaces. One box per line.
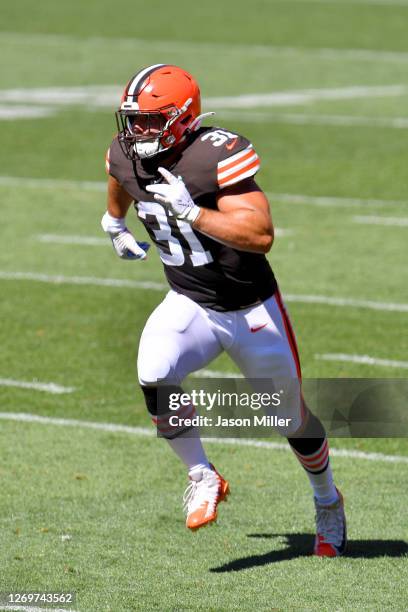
141, 385, 159, 417
137, 353, 178, 388
141, 384, 195, 439
141, 384, 182, 417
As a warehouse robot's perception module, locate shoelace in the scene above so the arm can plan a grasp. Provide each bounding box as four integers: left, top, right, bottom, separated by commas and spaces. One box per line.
182, 474, 219, 515
315, 505, 344, 545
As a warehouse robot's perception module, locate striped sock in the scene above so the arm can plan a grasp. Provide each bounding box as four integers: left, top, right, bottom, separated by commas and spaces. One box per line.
290, 438, 339, 505
288, 411, 339, 505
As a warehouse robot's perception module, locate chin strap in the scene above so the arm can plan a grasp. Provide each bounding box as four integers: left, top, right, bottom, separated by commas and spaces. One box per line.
135, 139, 164, 159
135, 111, 216, 158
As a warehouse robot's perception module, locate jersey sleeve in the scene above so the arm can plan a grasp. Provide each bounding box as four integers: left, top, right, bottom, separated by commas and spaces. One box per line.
104, 136, 124, 183
216, 135, 261, 189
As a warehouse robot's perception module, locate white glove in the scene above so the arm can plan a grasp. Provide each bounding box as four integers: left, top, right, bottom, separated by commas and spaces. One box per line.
101, 211, 150, 260
146, 167, 201, 224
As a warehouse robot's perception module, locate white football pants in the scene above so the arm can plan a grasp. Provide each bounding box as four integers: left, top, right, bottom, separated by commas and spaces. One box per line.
137, 289, 303, 434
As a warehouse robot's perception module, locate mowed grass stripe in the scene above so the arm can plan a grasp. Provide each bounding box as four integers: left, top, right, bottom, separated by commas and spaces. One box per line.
285, 0, 408, 6
1, 411, 407, 463
0, 606, 79, 612
1, 271, 408, 313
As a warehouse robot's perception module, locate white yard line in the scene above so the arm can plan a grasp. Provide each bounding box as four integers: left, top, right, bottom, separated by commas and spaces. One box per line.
0, 85, 121, 107
352, 215, 408, 226
0, 411, 407, 464
0, 378, 75, 394
316, 353, 408, 369
2, 32, 408, 63
36, 234, 108, 246
284, 293, 408, 312
0, 271, 167, 291
209, 85, 408, 108
267, 192, 408, 207
219, 110, 408, 129
196, 369, 243, 379
1, 271, 407, 313
0, 105, 55, 120
275, 228, 294, 237
1, 84, 408, 110
6, 104, 408, 130
34, 230, 291, 245
0, 175, 406, 209
0, 176, 106, 191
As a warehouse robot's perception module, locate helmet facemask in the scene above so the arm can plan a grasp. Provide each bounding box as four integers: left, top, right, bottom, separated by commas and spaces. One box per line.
116, 101, 192, 160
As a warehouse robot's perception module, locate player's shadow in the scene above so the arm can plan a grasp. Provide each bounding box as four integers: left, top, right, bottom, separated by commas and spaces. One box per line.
210, 533, 408, 573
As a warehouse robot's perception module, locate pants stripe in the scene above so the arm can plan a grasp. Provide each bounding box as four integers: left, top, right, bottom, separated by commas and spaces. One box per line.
275, 288, 302, 379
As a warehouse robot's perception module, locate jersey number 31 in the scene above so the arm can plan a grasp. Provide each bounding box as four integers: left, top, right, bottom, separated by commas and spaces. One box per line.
137, 201, 213, 267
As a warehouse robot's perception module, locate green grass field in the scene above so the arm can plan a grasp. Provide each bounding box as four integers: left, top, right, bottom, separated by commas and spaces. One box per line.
0, 1, 407, 610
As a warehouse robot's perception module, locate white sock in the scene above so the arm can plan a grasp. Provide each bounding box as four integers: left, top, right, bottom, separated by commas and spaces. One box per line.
306, 464, 339, 505
165, 430, 210, 475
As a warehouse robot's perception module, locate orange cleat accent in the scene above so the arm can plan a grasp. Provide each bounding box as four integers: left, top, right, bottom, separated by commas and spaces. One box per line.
184, 464, 230, 531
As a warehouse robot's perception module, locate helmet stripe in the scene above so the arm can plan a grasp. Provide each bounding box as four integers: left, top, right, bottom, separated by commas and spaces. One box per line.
126, 64, 167, 98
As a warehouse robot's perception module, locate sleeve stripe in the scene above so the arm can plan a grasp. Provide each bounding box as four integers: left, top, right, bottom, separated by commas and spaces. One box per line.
105, 148, 110, 174
218, 159, 260, 188
217, 145, 254, 170
218, 152, 258, 181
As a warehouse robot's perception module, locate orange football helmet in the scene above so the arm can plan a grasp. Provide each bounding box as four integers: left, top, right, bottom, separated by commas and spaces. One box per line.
116, 64, 209, 159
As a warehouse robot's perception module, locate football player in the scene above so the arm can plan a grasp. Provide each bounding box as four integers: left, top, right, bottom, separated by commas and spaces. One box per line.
101, 64, 346, 557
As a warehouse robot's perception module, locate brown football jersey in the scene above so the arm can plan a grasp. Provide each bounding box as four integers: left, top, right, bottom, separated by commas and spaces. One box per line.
106, 126, 277, 311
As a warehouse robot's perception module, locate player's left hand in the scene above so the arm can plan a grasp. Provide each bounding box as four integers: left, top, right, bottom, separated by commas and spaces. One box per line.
146, 167, 201, 224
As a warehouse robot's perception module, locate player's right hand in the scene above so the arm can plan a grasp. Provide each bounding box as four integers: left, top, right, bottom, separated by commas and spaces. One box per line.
101, 211, 150, 260
110, 229, 150, 260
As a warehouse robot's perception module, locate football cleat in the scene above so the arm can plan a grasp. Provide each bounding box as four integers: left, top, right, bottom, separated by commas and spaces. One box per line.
183, 464, 230, 531
314, 489, 347, 557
